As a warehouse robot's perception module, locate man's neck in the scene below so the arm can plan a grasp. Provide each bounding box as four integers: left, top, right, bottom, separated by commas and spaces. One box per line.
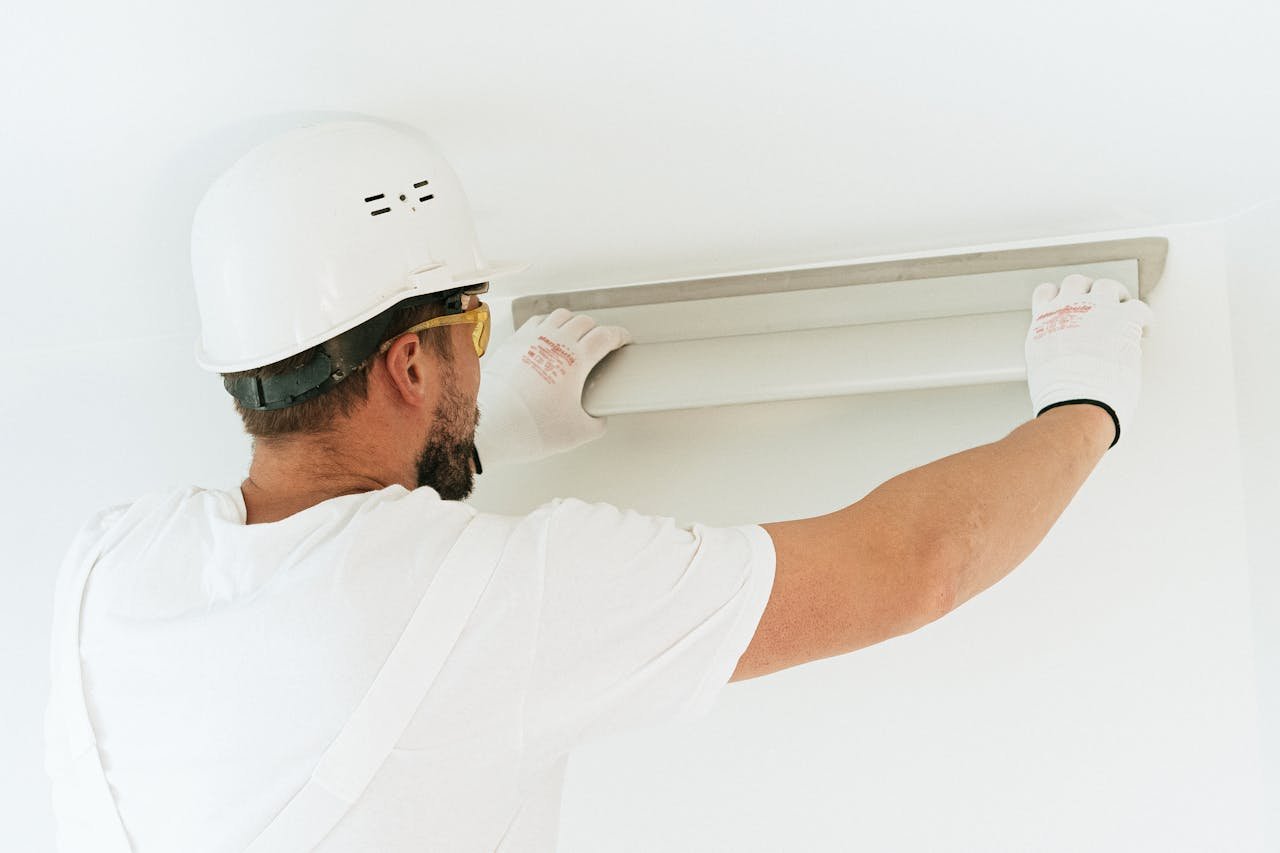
240, 436, 408, 524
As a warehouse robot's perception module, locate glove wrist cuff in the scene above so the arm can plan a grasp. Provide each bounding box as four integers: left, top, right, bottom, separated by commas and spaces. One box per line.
1036, 399, 1120, 450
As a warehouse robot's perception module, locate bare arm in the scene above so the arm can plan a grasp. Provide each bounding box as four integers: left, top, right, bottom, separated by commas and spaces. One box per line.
733, 403, 1114, 682
860, 402, 1114, 610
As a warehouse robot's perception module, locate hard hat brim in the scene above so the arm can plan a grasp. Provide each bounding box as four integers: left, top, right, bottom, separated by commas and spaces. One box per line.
194, 259, 529, 373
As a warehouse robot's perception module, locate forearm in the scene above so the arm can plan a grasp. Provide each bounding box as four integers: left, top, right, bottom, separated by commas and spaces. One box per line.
860, 404, 1114, 612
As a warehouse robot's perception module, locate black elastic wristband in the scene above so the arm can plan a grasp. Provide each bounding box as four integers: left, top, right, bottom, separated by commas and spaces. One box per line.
1037, 399, 1120, 449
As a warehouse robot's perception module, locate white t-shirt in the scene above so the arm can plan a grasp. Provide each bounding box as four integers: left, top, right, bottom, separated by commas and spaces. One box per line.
44, 485, 776, 851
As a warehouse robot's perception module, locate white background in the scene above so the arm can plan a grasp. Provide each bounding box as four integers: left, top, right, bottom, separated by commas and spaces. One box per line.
2, 1, 1277, 849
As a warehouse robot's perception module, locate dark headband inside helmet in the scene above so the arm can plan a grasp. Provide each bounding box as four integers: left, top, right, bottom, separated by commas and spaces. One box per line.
223, 283, 488, 411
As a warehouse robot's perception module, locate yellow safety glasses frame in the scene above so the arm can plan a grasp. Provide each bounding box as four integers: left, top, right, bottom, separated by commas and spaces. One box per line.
379, 298, 491, 358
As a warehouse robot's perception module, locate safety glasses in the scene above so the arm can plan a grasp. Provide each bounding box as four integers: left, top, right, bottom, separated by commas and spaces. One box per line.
379, 299, 491, 358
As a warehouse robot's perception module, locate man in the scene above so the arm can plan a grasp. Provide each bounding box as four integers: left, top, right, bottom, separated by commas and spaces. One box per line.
45, 120, 1153, 851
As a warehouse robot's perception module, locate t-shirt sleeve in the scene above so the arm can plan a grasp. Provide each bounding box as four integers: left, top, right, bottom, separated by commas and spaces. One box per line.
520, 497, 776, 757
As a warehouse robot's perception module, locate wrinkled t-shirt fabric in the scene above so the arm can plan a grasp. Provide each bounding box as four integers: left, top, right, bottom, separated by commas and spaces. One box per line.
45, 484, 776, 851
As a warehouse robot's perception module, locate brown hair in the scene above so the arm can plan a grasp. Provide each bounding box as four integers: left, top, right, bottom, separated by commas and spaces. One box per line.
223, 298, 456, 440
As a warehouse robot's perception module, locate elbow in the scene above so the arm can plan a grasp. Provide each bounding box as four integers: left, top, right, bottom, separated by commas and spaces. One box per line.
912, 532, 964, 626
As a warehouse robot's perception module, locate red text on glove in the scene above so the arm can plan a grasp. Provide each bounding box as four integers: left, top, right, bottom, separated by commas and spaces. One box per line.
1032, 302, 1092, 339
522, 336, 577, 385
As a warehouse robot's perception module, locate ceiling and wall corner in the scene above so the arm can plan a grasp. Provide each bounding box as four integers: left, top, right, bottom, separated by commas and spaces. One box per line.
1225, 197, 1280, 847
2, 0, 1279, 359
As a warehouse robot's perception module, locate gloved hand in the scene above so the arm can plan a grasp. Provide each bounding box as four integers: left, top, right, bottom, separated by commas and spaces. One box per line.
474, 308, 632, 468
1025, 273, 1154, 449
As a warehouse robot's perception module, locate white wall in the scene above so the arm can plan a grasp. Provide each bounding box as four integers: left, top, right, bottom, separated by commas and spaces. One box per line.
469, 221, 1271, 851
1225, 198, 1280, 848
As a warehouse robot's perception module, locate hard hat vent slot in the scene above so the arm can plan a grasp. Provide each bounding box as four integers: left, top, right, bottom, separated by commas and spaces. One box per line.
364, 183, 432, 215
363, 192, 391, 216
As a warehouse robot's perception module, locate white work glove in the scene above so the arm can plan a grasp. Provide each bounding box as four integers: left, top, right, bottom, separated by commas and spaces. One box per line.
1025, 273, 1154, 450
474, 308, 632, 469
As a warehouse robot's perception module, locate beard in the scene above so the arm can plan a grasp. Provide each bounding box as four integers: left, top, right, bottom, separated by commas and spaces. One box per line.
414, 359, 481, 501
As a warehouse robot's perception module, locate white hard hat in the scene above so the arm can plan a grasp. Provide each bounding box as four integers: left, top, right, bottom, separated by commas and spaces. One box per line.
191, 119, 527, 374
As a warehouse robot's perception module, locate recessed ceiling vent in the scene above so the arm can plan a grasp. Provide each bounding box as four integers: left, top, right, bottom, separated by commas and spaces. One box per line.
364, 179, 434, 216
511, 237, 1169, 417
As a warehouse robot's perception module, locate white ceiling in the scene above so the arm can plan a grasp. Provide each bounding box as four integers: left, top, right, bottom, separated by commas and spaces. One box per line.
4, 0, 1278, 355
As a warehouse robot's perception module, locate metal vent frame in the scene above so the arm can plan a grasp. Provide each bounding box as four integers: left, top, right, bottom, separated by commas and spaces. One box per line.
508, 237, 1168, 417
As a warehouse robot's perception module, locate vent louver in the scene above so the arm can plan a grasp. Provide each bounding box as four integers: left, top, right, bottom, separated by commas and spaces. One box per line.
364, 180, 433, 216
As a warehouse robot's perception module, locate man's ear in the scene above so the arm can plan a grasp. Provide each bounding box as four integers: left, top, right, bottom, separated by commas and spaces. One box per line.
378, 333, 434, 407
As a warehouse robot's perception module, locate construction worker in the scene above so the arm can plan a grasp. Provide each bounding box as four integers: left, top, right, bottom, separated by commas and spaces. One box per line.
44, 120, 1153, 852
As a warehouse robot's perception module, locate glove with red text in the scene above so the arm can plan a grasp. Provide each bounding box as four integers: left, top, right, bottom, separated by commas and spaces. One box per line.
474, 308, 632, 468
1025, 274, 1155, 449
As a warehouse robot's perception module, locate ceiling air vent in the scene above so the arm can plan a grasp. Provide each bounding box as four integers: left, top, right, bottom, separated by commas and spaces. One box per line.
511, 237, 1169, 417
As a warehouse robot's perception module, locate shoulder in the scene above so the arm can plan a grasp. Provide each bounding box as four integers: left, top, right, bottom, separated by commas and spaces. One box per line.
538, 495, 770, 554
537, 495, 676, 534
531, 496, 774, 581
63, 486, 242, 567
70, 486, 193, 543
